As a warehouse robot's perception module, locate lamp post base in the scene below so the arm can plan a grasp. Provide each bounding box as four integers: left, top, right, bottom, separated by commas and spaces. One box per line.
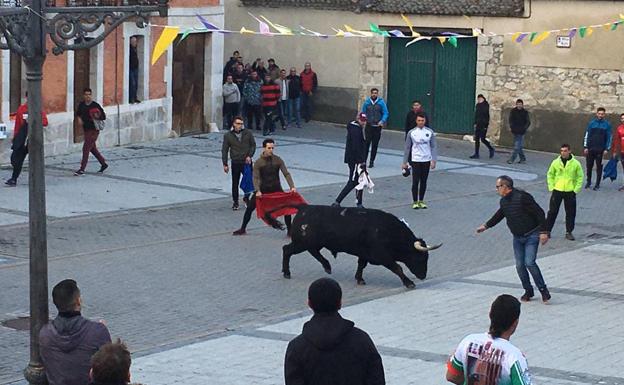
24, 362, 47, 385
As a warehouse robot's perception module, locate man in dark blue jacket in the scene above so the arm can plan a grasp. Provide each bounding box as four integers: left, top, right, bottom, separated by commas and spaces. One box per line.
332, 113, 367, 208
361, 88, 389, 168
583, 107, 612, 190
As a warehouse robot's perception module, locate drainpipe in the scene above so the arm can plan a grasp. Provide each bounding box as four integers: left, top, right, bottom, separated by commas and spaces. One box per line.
115, 27, 121, 146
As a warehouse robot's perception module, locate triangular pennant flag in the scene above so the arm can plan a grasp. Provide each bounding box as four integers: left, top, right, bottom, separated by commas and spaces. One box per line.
586, 27, 594, 37
511, 32, 521, 42
611, 22, 620, 31
437, 36, 447, 46
531, 31, 550, 45
400, 14, 420, 37
345, 24, 374, 37
602, 23, 612, 31
176, 28, 193, 46
405, 36, 429, 47
299, 26, 327, 38
240, 27, 256, 34
620, 13, 624, 20
472, 28, 481, 37
196, 15, 220, 31
369, 22, 390, 37
579, 26, 587, 37
448, 36, 458, 47
388, 29, 405, 37
529, 32, 538, 42
260, 15, 293, 35
151, 26, 179, 65
516, 33, 528, 43
568, 28, 577, 38
259, 21, 271, 35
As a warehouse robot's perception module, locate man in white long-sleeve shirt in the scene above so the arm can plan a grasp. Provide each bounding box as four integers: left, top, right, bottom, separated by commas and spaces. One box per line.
402, 113, 437, 209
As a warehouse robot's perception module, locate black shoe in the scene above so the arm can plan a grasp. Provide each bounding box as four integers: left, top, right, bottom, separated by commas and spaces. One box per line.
585, 182, 591, 189
232, 202, 239, 211
134, 99, 141, 104
74, 169, 85, 176
507, 159, 514, 164
565, 232, 575, 241
520, 291, 534, 302
469, 154, 479, 159
518, 159, 526, 164
5, 178, 16, 186
331, 201, 340, 208
539, 287, 551, 303
489, 148, 495, 158
593, 185, 600, 191
356, 203, 364, 208
232, 228, 246, 236
368, 161, 375, 168
98, 164, 108, 173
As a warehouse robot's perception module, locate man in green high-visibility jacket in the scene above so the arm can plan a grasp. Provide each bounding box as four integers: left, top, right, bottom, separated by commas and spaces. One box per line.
545, 143, 584, 241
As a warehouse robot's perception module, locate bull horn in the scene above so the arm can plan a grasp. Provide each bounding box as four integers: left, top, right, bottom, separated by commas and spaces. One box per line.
414, 241, 443, 251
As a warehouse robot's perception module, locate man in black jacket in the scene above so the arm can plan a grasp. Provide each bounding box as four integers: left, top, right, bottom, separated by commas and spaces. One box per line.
476, 175, 551, 303
332, 112, 367, 208
284, 278, 385, 385
471, 94, 495, 159
508, 99, 530, 164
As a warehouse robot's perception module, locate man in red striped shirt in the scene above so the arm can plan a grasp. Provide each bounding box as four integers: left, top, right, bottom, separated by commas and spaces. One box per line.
261, 74, 280, 136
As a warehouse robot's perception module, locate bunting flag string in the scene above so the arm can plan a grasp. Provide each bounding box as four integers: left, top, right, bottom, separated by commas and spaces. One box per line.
148, 14, 624, 66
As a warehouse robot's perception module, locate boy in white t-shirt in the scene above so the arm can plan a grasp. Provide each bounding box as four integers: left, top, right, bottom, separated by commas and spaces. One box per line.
446, 294, 532, 385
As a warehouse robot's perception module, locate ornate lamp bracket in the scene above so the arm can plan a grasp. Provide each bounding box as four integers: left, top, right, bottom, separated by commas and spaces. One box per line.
0, 8, 31, 56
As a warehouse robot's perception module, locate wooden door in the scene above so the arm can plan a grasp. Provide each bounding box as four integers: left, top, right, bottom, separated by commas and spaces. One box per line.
73, 49, 91, 143
172, 33, 205, 136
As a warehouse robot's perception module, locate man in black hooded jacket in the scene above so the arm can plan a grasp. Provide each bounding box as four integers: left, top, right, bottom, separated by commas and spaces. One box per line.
284, 278, 385, 385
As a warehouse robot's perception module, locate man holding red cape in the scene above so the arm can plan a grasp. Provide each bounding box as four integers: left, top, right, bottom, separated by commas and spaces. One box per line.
233, 138, 303, 235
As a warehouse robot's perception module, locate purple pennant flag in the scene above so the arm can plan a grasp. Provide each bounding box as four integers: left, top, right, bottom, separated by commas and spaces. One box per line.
568, 28, 577, 38
197, 15, 220, 31
515, 33, 528, 43
388, 29, 406, 37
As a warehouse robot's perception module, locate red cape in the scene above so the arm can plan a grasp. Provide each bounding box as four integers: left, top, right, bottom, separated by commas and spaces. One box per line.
256, 191, 307, 225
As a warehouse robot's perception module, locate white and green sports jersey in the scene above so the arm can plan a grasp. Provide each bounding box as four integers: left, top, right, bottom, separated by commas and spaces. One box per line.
448, 333, 532, 385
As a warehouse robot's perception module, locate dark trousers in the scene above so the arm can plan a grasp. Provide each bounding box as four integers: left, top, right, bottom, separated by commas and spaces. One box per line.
410, 161, 431, 201
230, 162, 250, 204
365, 124, 382, 164
301, 91, 313, 122
586, 149, 604, 186
80, 129, 106, 171
263, 105, 277, 134
246, 104, 262, 131
277, 100, 287, 128
546, 190, 576, 234
129, 68, 139, 102
223, 102, 239, 130
240, 193, 292, 232
335, 163, 363, 205
10, 146, 28, 181
474, 127, 493, 155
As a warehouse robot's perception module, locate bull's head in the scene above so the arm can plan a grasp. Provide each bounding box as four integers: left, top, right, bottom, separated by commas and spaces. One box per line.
406, 240, 442, 280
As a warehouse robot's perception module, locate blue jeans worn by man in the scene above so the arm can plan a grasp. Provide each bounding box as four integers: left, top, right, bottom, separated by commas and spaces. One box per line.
512, 231, 547, 295
509, 134, 526, 163
277, 100, 288, 129
129, 68, 139, 103
288, 97, 301, 128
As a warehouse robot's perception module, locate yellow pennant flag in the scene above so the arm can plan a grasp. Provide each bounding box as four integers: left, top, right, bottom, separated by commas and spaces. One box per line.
240, 27, 256, 34
345, 25, 374, 37
620, 13, 624, 19
151, 26, 179, 65
400, 13, 420, 37
437, 36, 447, 46
602, 23, 612, 31
472, 28, 481, 37
531, 31, 550, 45
586, 27, 594, 36
511, 32, 521, 42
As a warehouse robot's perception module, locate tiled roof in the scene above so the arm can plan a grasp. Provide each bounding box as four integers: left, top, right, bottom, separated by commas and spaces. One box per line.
239, 0, 525, 17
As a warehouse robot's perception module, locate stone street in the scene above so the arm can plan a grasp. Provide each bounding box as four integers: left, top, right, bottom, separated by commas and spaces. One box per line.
1, 122, 623, 384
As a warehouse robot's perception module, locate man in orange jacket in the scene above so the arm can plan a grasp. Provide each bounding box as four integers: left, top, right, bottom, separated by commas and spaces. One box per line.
5, 93, 48, 187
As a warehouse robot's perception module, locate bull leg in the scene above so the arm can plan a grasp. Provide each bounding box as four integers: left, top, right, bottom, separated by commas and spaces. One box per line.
282, 242, 307, 279
385, 262, 416, 289
308, 248, 332, 275
355, 258, 368, 285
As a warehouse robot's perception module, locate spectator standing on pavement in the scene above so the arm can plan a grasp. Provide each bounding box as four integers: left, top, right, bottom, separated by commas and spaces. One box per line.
128, 36, 140, 104
223, 50, 240, 80
222, 116, 256, 211
362, 88, 389, 168
477, 175, 551, 303
243, 71, 263, 132
284, 278, 385, 385
5, 92, 49, 187
300, 62, 318, 123
402, 113, 437, 210
276, 69, 289, 130
612, 113, 624, 191
233, 63, 247, 118
287, 67, 302, 128
89, 341, 134, 385
261, 74, 280, 136
584, 107, 612, 190
267, 58, 280, 81
545, 144, 583, 241
471, 94, 495, 159
446, 294, 531, 385
222, 75, 241, 131
233, 138, 296, 235
332, 112, 367, 208
40, 279, 112, 385
404, 100, 429, 137
508, 99, 531, 164
254, 59, 268, 80
75, 88, 108, 176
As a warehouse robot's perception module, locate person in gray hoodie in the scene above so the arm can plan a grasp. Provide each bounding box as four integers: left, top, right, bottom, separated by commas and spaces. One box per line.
40, 279, 111, 385
222, 74, 241, 131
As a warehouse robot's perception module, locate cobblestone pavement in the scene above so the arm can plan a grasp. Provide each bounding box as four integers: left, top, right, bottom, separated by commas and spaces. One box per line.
1, 122, 623, 383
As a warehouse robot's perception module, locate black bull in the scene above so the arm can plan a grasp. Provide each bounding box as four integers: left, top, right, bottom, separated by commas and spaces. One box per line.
264, 205, 442, 288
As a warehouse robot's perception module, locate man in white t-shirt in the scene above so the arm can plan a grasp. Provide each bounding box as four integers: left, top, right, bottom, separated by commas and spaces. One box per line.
402, 113, 437, 209
446, 294, 532, 385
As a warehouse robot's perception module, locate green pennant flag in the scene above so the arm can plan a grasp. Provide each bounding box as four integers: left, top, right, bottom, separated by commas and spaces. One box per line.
611, 22, 619, 31
369, 22, 390, 37
448, 36, 458, 47
529, 32, 537, 42
579, 26, 587, 37
179, 29, 193, 44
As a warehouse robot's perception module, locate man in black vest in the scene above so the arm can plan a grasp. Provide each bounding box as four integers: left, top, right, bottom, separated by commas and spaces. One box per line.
332, 112, 367, 208
476, 175, 551, 303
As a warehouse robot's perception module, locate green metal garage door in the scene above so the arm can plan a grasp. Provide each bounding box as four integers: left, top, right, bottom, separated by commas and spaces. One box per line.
387, 37, 477, 134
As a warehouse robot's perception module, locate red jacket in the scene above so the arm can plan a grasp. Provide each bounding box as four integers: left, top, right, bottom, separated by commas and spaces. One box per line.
613, 124, 624, 154
300, 69, 318, 93
14, 102, 49, 137
261, 83, 280, 108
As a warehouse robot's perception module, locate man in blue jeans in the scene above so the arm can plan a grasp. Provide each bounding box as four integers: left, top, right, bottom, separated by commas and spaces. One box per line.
476, 175, 551, 303
507, 99, 530, 164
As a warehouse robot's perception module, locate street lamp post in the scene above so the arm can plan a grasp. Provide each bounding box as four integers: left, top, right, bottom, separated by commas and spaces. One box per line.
0, 0, 168, 383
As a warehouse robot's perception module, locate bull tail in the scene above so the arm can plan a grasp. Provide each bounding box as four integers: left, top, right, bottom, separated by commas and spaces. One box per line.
263, 203, 308, 230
